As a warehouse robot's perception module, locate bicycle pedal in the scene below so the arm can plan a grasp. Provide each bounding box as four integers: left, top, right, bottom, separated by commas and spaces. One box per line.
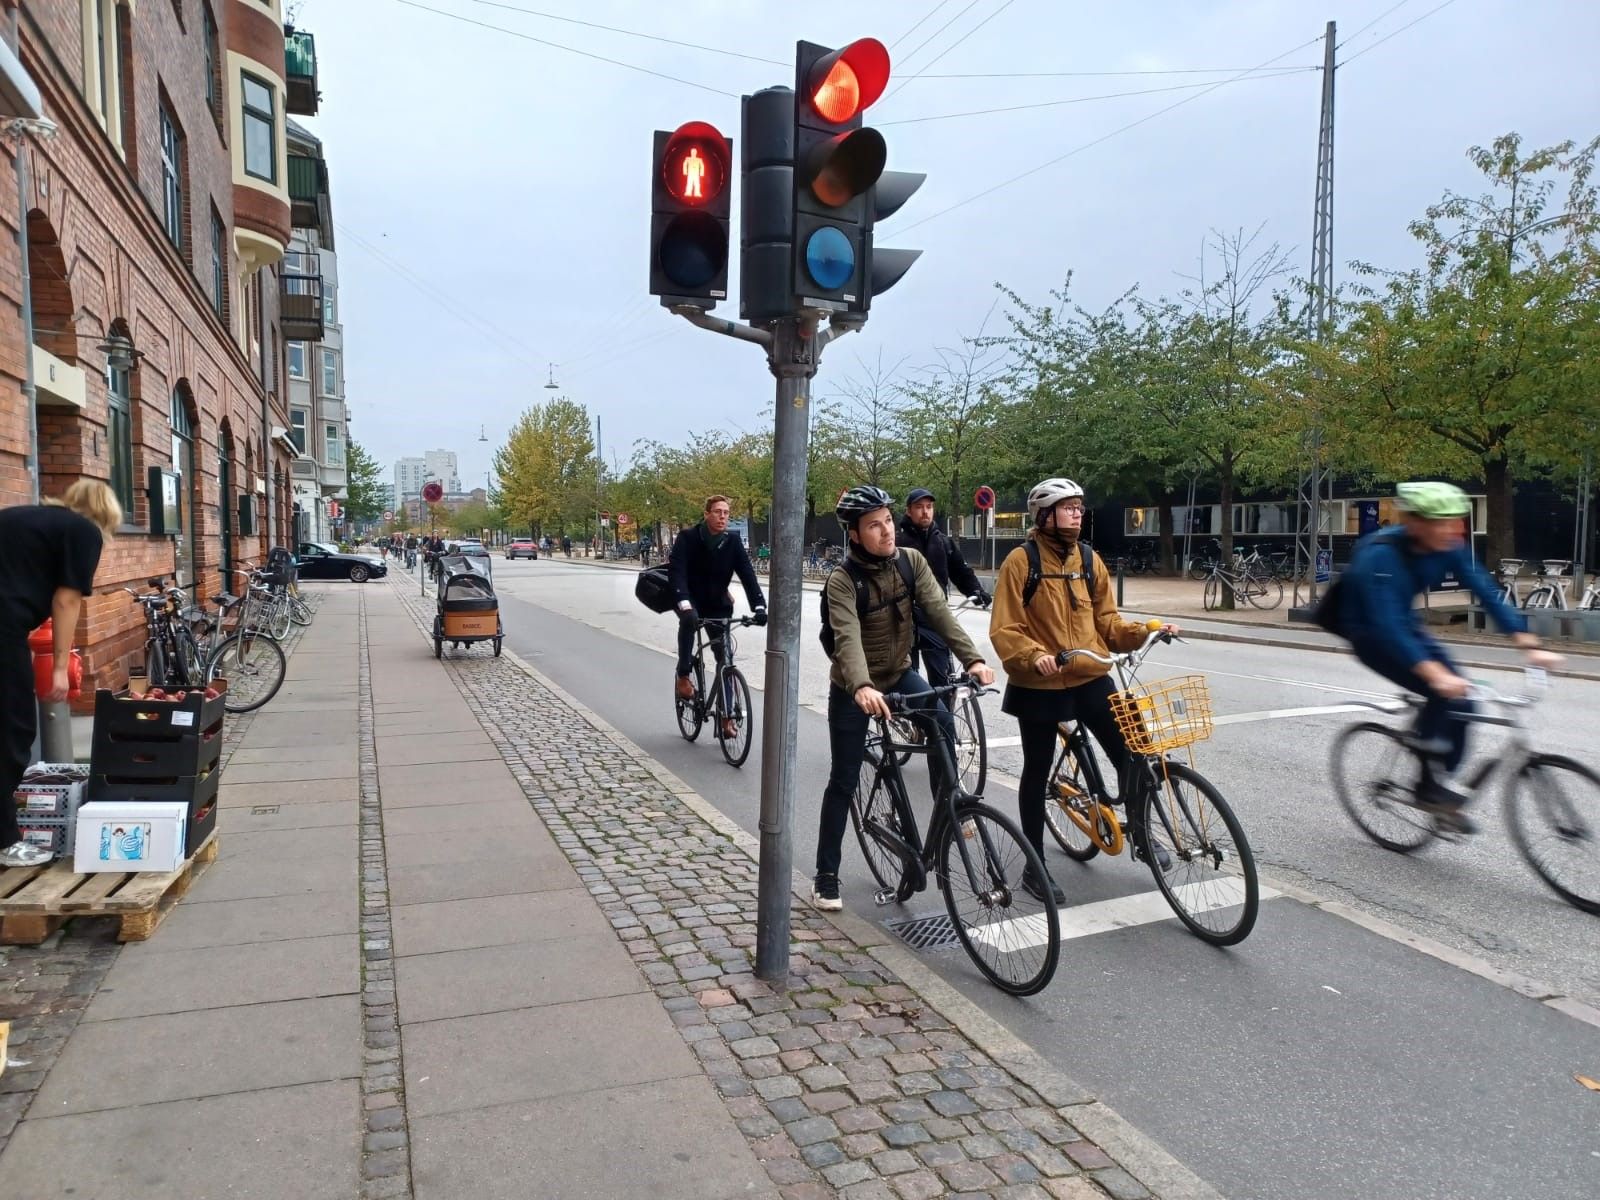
873, 888, 898, 907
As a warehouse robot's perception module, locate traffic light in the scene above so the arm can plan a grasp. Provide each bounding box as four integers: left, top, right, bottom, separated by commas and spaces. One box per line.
740, 87, 795, 323
792, 38, 897, 310
853, 169, 925, 315
649, 121, 732, 308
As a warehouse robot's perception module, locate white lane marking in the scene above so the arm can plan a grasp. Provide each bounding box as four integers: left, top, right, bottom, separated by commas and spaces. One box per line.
986, 736, 1023, 748
1212, 702, 1404, 727
1160, 660, 1395, 699
966, 876, 1278, 950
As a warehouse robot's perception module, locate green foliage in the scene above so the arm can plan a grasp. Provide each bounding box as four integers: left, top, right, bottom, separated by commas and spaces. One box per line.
343, 441, 385, 522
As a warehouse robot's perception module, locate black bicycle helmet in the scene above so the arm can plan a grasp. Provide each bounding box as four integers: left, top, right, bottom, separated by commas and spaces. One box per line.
835, 485, 895, 530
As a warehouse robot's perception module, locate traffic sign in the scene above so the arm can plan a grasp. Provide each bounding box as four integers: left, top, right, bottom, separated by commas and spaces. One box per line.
974, 486, 995, 511
618, 512, 632, 525
422, 481, 444, 503
383, 510, 394, 521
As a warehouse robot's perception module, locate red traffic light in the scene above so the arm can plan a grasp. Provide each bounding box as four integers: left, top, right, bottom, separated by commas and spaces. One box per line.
804, 38, 890, 124
662, 121, 729, 207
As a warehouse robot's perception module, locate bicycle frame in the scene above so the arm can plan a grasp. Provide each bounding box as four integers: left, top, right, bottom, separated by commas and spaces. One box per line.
688, 617, 749, 719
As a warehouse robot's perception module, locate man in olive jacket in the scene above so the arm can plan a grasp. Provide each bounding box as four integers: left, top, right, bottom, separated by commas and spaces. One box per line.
812, 486, 995, 912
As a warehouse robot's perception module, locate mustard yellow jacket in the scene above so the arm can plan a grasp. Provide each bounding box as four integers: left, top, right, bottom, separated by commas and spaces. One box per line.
988, 532, 1149, 689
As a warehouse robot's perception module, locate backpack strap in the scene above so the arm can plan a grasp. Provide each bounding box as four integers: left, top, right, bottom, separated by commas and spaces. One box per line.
1021, 539, 1095, 610
848, 552, 915, 619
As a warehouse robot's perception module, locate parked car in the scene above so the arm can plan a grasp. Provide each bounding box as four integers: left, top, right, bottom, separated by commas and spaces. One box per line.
297, 541, 389, 583
505, 539, 539, 560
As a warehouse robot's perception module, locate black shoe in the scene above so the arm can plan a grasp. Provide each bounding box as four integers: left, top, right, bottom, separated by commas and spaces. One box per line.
1416, 782, 1479, 835
1019, 866, 1065, 906
1128, 829, 1173, 872
811, 874, 842, 912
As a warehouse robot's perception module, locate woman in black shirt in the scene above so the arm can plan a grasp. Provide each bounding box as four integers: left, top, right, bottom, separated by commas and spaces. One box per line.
0, 480, 120, 866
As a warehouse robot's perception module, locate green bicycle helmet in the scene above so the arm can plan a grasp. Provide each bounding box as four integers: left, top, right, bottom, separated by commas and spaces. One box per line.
1395, 481, 1471, 519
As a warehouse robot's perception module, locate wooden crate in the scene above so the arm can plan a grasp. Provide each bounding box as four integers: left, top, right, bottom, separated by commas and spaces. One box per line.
0, 833, 219, 945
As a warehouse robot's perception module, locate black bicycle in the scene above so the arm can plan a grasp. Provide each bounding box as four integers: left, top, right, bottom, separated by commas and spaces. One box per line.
850, 678, 1061, 996
1044, 626, 1259, 946
675, 616, 758, 767
118, 577, 286, 714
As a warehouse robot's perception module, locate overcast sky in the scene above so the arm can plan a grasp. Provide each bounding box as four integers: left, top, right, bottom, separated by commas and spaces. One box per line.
290, 0, 1600, 491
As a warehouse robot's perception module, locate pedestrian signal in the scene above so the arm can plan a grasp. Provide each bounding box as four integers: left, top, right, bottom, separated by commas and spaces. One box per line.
650, 121, 732, 307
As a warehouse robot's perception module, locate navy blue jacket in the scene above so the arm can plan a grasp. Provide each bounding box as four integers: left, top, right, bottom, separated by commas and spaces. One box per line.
1339, 527, 1525, 668
668, 523, 765, 616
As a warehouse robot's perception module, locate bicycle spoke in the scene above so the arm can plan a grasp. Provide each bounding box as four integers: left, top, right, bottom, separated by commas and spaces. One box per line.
1143, 763, 1258, 944
1331, 724, 1435, 852
940, 805, 1059, 995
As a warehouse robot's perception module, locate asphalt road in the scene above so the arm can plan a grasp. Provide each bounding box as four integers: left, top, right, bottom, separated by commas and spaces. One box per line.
435, 555, 1600, 1200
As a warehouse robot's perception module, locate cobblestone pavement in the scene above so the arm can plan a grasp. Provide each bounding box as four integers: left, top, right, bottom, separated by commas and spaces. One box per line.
0, 592, 324, 1157
387, 578, 1171, 1200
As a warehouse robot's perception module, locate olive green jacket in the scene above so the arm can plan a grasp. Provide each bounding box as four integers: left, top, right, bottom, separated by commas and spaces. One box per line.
826, 547, 983, 694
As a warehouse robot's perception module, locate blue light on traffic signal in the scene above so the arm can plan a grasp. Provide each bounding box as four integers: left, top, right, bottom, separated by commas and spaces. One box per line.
803, 226, 853, 291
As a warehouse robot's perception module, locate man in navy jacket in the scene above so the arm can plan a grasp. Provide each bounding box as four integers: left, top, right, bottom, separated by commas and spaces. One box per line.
669, 496, 766, 736
1334, 482, 1557, 832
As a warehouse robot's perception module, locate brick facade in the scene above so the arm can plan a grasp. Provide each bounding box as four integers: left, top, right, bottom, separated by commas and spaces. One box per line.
1, 0, 297, 704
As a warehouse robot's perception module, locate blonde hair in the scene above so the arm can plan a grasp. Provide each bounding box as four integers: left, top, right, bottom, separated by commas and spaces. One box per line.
44, 479, 122, 539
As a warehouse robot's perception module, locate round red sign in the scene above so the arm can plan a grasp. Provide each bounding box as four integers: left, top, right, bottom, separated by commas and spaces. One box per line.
974, 486, 995, 511
422, 481, 444, 503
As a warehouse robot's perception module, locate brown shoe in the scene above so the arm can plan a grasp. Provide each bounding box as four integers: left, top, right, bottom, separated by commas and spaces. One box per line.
720, 719, 739, 741
675, 675, 694, 700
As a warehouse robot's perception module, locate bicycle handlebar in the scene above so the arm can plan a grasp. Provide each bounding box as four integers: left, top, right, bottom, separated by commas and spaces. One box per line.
1054, 622, 1173, 670
695, 615, 761, 628
881, 674, 996, 711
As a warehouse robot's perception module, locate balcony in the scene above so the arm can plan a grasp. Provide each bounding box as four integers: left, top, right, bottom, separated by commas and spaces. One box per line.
287, 153, 328, 231
285, 30, 319, 116
280, 270, 325, 341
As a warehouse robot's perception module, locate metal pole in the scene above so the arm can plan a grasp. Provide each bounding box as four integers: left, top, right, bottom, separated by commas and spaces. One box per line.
755, 317, 815, 982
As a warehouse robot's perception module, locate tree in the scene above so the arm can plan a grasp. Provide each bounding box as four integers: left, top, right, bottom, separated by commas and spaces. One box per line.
1312, 133, 1600, 566
898, 310, 1007, 523
492, 398, 597, 535
343, 441, 385, 523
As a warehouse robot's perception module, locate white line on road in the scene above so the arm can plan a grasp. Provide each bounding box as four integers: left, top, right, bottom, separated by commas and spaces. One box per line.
968, 877, 1279, 950
1212, 702, 1400, 727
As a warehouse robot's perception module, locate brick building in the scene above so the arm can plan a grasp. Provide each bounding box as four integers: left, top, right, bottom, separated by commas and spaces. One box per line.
1, 0, 326, 701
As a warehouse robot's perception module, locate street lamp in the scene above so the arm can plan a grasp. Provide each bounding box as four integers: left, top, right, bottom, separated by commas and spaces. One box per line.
544, 363, 560, 390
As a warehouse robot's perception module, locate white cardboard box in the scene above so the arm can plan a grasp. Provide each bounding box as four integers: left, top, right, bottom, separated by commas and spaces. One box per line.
73, 801, 189, 874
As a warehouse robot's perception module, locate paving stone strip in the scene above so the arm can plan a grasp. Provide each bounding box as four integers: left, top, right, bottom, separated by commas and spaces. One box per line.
385, 577, 1157, 1200
0, 593, 324, 1156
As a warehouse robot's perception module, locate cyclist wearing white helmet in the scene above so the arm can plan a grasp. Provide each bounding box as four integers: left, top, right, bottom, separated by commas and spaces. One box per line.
810, 485, 995, 912
990, 478, 1177, 900
1326, 480, 1558, 833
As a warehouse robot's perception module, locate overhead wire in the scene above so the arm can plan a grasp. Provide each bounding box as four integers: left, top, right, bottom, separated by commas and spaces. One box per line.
894, 0, 989, 71
882, 0, 1021, 102
462, 0, 784, 65
881, 69, 1313, 126
906, 65, 1324, 78
1337, 0, 1415, 47
891, 31, 1328, 236
1341, 0, 1462, 64
387, 0, 741, 98
889, 0, 955, 50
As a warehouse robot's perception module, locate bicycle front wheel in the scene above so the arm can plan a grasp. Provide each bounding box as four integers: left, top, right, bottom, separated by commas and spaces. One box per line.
952, 689, 987, 796
209, 631, 287, 713
717, 668, 754, 768
940, 803, 1059, 996
1202, 575, 1220, 611
850, 746, 917, 902
1330, 722, 1434, 852
268, 597, 292, 640
173, 625, 205, 688
1136, 761, 1258, 945
289, 596, 313, 627
1245, 575, 1284, 610
1507, 753, 1600, 914
675, 676, 703, 742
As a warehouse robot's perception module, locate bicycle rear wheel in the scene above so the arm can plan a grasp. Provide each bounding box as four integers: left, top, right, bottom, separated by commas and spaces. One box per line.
717, 668, 754, 767
1506, 753, 1600, 914
209, 631, 286, 713
952, 688, 987, 796
1202, 576, 1220, 611
1135, 761, 1258, 945
268, 597, 292, 640
1045, 733, 1103, 862
1244, 575, 1284, 610
289, 596, 313, 627
850, 744, 918, 901
172, 625, 205, 688
939, 802, 1060, 996
1330, 722, 1434, 852
675, 671, 703, 742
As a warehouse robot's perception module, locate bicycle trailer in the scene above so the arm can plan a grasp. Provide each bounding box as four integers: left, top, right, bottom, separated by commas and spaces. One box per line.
433, 556, 503, 658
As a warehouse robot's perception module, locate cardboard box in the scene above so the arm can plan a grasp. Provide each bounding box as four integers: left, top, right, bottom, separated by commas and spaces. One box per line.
73, 801, 189, 874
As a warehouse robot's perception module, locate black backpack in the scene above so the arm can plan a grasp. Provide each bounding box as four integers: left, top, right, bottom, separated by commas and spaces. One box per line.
1020, 538, 1096, 609
1312, 526, 1411, 637
634, 565, 676, 614
819, 552, 918, 657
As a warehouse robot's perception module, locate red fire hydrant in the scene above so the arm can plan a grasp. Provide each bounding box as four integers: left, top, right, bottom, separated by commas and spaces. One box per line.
29, 620, 83, 701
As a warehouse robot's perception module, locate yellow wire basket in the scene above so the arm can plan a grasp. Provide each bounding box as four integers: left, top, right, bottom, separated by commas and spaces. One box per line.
1109, 675, 1214, 755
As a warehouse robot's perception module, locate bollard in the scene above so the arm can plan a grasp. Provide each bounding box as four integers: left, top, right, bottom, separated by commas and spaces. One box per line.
1117, 562, 1125, 608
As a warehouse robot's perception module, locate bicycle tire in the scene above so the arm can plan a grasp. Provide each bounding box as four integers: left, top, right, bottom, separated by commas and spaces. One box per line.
1330, 722, 1435, 852
144, 641, 169, 690
675, 670, 704, 742
1202, 575, 1220, 612
1506, 753, 1600, 914
1136, 761, 1259, 945
269, 598, 292, 640
208, 631, 286, 713
172, 625, 205, 689
1187, 558, 1210, 581
1045, 733, 1103, 861
939, 802, 1060, 996
289, 596, 313, 627
718, 668, 755, 768
850, 745, 917, 901
952, 688, 988, 796
1246, 575, 1284, 610
1521, 586, 1556, 611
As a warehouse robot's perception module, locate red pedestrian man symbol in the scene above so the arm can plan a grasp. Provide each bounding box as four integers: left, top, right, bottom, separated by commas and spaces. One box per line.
681, 147, 706, 200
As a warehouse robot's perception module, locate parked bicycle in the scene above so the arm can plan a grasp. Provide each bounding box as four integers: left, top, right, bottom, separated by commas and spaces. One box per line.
1495, 559, 1527, 608
1200, 556, 1283, 611
1044, 624, 1260, 945
1520, 560, 1600, 611
675, 615, 758, 767
119, 576, 286, 714
1330, 668, 1599, 914
850, 677, 1061, 995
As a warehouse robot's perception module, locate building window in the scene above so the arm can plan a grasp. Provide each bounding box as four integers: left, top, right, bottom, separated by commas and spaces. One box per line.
289, 409, 307, 454
321, 348, 338, 397
322, 288, 335, 326
325, 423, 344, 466
241, 73, 276, 182
288, 341, 307, 378
160, 103, 184, 251
210, 208, 226, 319
107, 358, 134, 516
202, 5, 221, 126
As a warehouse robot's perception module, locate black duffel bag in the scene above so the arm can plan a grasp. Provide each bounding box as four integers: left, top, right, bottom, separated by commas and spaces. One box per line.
634, 565, 676, 614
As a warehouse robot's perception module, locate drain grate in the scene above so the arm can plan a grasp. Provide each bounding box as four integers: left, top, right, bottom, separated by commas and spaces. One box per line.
883, 911, 961, 952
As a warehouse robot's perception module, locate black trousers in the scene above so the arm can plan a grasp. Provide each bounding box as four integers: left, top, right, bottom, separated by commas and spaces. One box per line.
1014, 675, 1128, 856
1, 632, 37, 846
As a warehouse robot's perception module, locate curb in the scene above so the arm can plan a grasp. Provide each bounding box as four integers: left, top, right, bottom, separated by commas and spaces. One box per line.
488, 634, 1228, 1200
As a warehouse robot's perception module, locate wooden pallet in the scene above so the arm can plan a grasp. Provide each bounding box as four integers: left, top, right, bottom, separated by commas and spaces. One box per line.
0, 834, 219, 945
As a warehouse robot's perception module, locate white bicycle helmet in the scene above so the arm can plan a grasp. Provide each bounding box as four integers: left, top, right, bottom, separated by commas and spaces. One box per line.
1027, 477, 1085, 525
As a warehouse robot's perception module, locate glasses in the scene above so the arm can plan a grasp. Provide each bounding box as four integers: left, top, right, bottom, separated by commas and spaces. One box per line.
1058, 503, 1086, 514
